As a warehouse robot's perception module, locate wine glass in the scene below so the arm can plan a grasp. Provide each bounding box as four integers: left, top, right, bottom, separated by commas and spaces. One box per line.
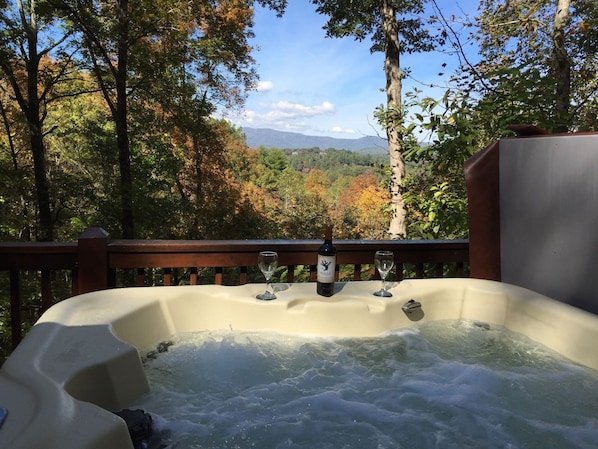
256, 251, 278, 300
373, 250, 394, 297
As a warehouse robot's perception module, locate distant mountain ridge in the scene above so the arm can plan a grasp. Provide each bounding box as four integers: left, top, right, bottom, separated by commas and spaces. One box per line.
242, 127, 388, 154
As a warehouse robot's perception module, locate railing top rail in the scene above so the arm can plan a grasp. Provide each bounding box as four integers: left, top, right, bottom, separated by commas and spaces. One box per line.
0, 242, 78, 270
0, 238, 468, 250
105, 238, 469, 269
0, 237, 469, 271
107, 238, 469, 252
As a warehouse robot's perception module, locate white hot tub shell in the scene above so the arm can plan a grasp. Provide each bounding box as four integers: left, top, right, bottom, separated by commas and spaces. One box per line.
1, 279, 598, 449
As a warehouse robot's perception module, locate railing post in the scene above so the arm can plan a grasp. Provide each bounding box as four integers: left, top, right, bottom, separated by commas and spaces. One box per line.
77, 227, 110, 294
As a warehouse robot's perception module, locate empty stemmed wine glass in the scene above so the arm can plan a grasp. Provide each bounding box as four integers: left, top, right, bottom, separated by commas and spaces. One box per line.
256, 251, 278, 300
373, 250, 394, 297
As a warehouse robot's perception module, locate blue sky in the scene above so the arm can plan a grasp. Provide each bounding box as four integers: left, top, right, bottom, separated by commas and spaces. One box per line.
224, 0, 479, 139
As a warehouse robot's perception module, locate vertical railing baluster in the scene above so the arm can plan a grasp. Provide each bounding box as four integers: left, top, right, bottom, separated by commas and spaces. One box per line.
309, 265, 317, 282
40, 270, 52, 312
434, 262, 444, 278
239, 266, 247, 285
416, 263, 425, 279
396, 263, 404, 281
9, 270, 21, 348
107, 267, 116, 289
287, 264, 295, 283
215, 267, 223, 285
136, 268, 145, 286
71, 267, 79, 296
353, 264, 362, 281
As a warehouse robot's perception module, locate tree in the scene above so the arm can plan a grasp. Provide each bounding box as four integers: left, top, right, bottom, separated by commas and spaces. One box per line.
0, 82, 35, 240
59, 0, 287, 238
312, 0, 437, 238
0, 0, 76, 241
254, 147, 288, 191
174, 118, 253, 239
277, 167, 303, 210
451, 0, 598, 134
43, 71, 120, 239
303, 168, 330, 202
333, 171, 389, 239
399, 0, 598, 241
552, 0, 571, 132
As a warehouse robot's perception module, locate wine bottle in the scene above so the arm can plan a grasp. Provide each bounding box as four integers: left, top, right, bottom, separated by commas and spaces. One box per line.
317, 224, 336, 297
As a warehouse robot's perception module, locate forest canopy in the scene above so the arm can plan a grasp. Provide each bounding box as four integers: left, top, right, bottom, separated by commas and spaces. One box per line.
0, 0, 596, 244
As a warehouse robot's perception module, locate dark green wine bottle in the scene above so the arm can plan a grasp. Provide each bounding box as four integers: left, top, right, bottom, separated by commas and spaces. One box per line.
317, 224, 336, 297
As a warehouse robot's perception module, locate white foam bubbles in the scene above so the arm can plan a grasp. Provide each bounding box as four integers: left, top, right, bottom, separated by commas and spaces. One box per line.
134, 321, 598, 449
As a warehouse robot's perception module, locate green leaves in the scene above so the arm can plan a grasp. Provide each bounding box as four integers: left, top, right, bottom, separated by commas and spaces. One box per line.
466, 0, 597, 133
312, 0, 438, 53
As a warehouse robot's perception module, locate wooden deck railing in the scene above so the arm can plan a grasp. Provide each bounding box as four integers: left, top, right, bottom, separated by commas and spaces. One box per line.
1, 227, 469, 350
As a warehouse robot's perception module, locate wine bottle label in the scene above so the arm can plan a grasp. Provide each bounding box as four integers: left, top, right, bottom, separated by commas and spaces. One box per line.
317, 255, 336, 282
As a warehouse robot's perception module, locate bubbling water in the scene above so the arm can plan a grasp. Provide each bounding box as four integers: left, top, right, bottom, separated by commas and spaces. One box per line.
134, 321, 598, 449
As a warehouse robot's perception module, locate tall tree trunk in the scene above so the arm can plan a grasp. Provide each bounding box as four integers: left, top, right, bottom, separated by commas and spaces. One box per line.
382, 0, 406, 239
25, 1, 53, 241
116, 0, 135, 238
553, 0, 571, 133
29, 118, 53, 241
192, 135, 203, 237
75, 0, 135, 238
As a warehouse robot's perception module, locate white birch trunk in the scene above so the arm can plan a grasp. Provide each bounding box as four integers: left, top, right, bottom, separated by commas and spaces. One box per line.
382, 0, 406, 239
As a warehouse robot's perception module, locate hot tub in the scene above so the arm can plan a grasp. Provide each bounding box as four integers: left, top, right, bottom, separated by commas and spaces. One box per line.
1, 279, 598, 449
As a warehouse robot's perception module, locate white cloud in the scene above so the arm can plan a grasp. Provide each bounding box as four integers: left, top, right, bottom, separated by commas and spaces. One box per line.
230, 100, 336, 128
227, 98, 373, 136
256, 80, 274, 92
331, 126, 356, 135
268, 101, 335, 119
